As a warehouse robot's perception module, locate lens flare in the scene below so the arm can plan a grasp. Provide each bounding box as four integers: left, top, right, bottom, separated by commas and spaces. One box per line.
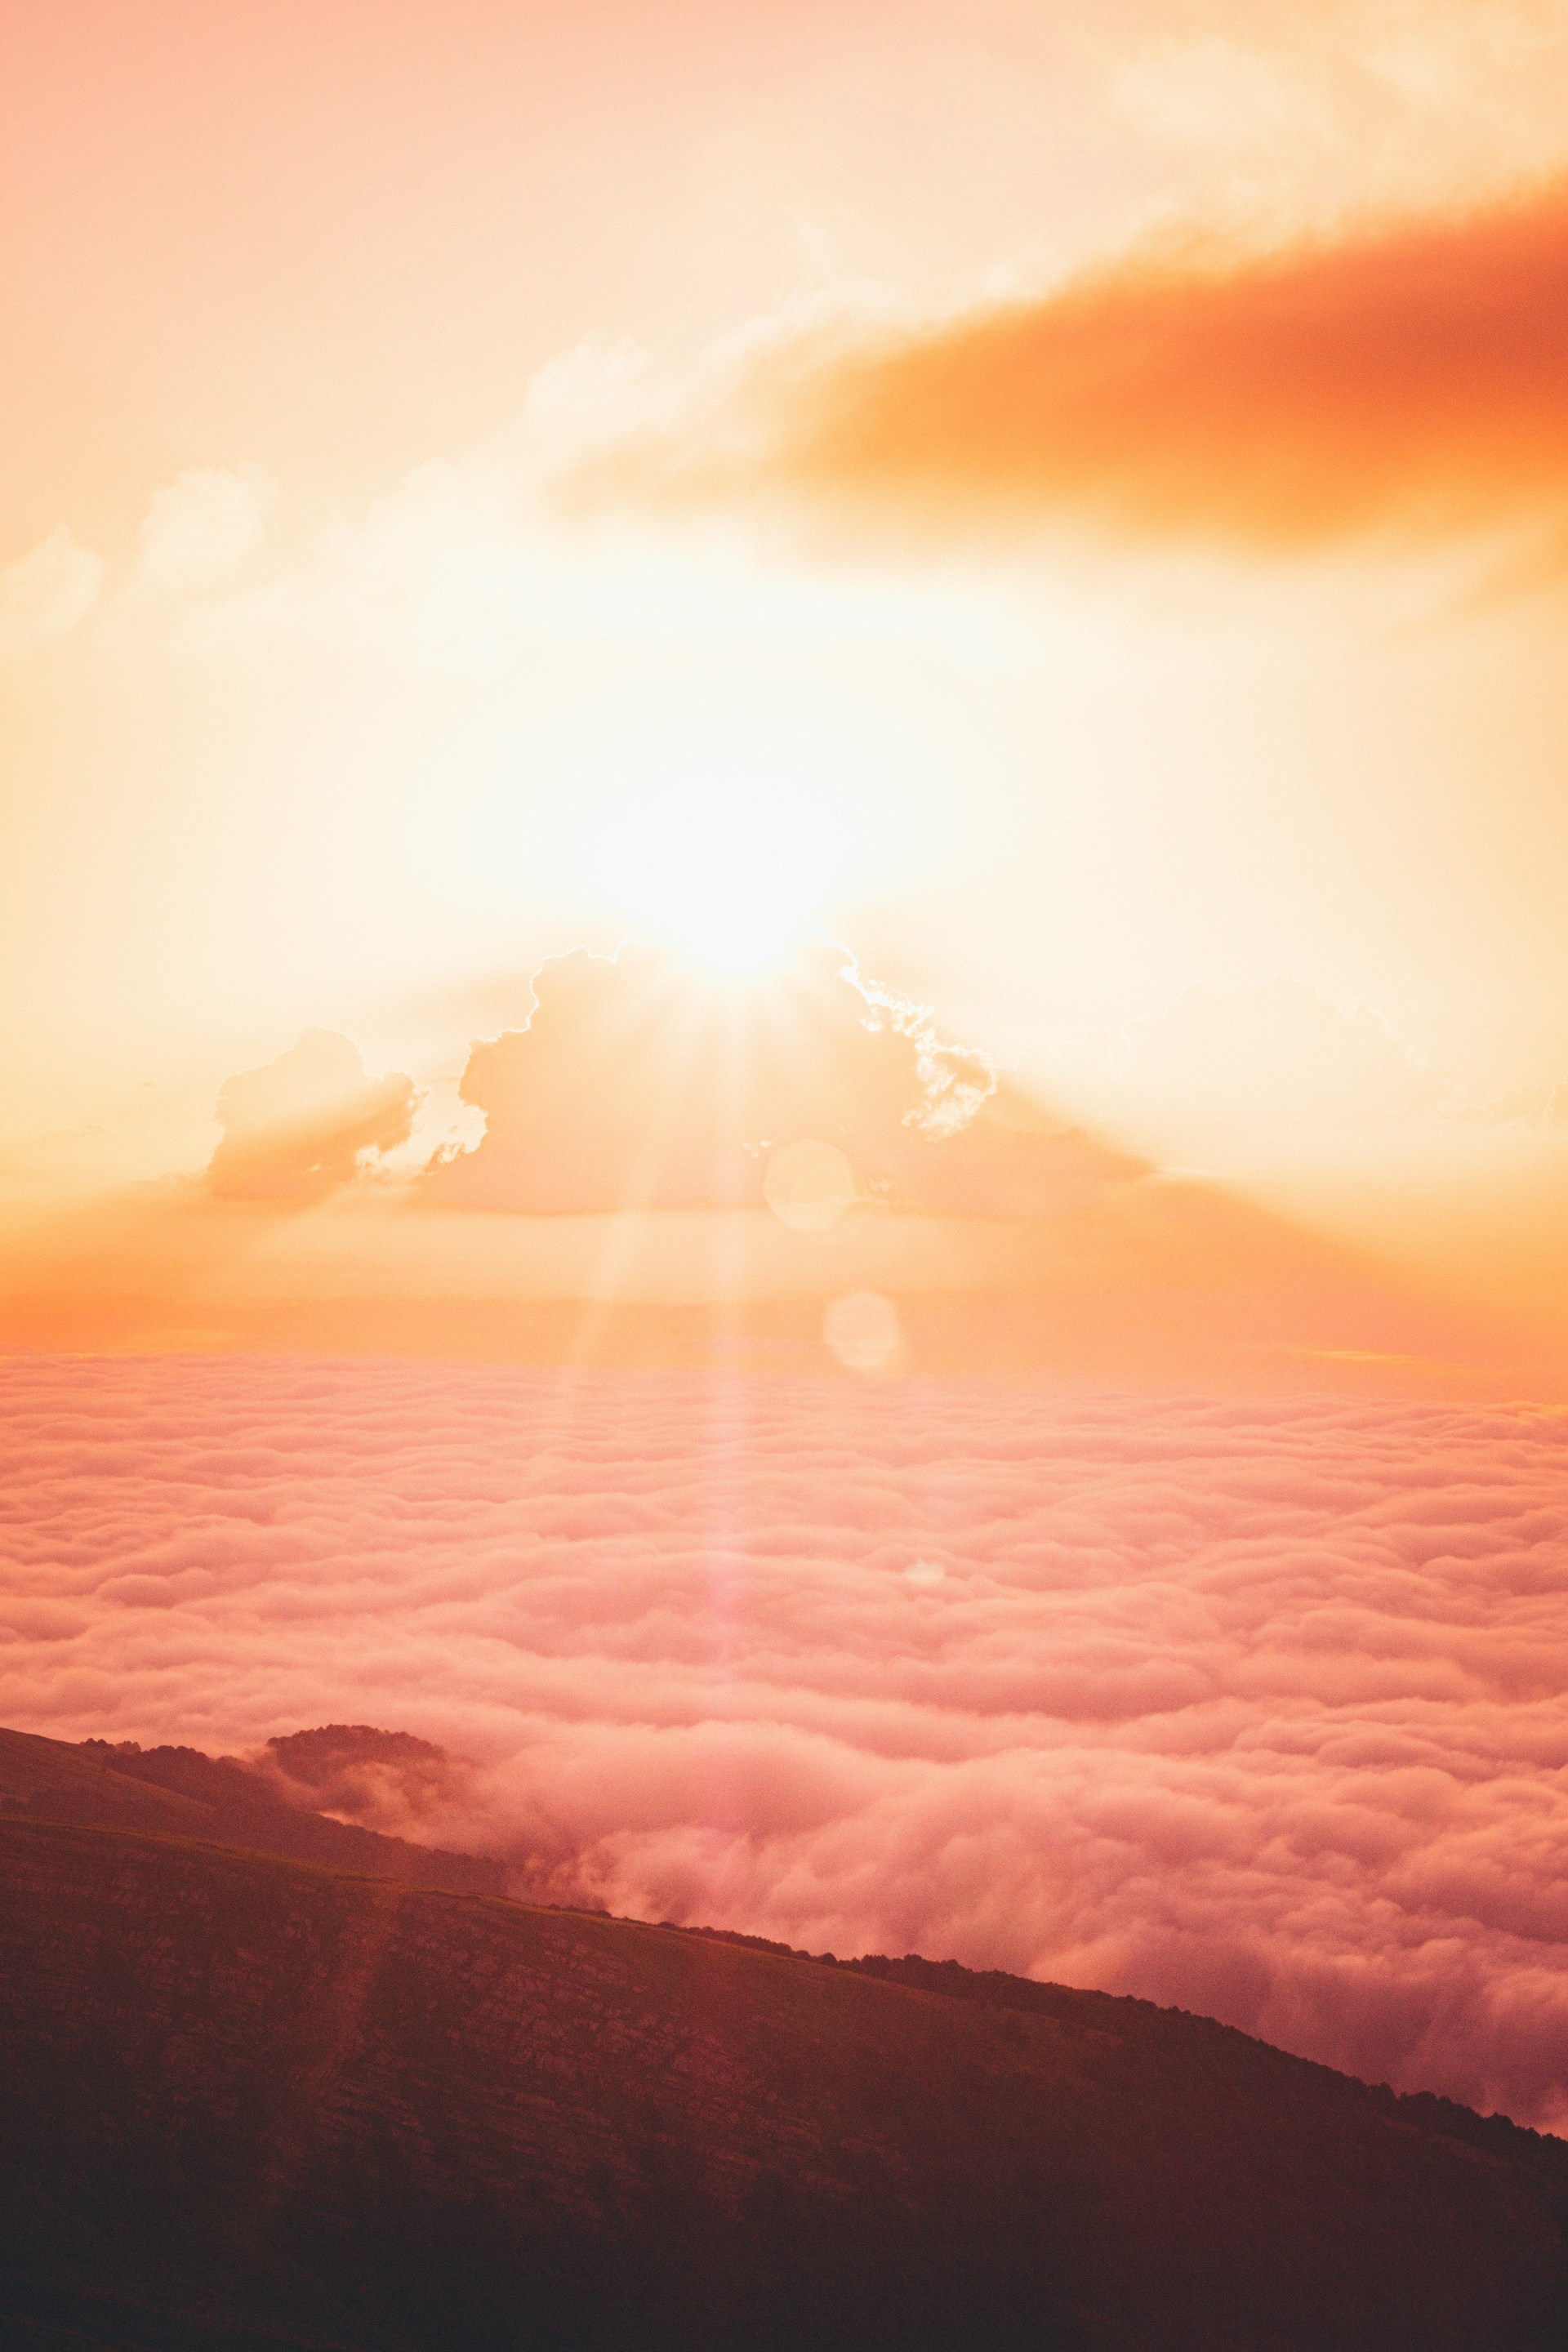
764, 1138, 857, 1231
823, 1289, 902, 1371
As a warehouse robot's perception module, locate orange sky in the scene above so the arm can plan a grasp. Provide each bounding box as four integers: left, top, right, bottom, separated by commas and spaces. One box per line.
6, 0, 1568, 1386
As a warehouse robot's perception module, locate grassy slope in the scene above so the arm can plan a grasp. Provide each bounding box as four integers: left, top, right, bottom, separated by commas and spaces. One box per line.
1, 1816, 1566, 2352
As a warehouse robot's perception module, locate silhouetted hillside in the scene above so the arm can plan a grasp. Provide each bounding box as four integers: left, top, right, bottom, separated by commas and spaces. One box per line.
0, 1725, 502, 1896
2, 1817, 1566, 2350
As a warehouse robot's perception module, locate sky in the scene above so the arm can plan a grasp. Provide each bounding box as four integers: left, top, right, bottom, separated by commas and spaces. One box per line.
6, 0, 1568, 2124
4, 0, 1568, 1383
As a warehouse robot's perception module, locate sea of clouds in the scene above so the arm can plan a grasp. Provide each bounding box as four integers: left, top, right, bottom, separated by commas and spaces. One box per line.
3, 1354, 1568, 2127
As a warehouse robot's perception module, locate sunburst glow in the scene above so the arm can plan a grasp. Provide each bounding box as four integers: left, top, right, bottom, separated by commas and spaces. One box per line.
599, 778, 850, 982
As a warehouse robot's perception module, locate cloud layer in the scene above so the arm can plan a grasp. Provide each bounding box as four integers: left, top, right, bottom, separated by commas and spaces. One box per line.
604, 177, 1568, 553
4, 1354, 1568, 2127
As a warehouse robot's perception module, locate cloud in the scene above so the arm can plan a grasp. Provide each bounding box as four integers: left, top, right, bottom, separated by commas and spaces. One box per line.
0, 528, 104, 657
5, 1356, 1568, 2127
131, 464, 278, 597
591, 177, 1568, 553
0, 468, 272, 667
209, 1030, 419, 1200
426, 939, 1138, 1217
261, 1722, 473, 1839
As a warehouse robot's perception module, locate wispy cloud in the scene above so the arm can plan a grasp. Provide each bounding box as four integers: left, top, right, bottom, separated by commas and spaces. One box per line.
0, 529, 103, 657
588, 177, 1568, 555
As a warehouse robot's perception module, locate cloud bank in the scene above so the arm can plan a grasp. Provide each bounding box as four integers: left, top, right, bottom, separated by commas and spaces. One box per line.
599, 177, 1568, 553
4, 1356, 1568, 2127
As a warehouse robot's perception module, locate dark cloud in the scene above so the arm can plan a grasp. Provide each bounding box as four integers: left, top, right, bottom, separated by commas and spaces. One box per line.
209, 1029, 417, 1200
596, 179, 1568, 552
6, 1355, 1568, 2128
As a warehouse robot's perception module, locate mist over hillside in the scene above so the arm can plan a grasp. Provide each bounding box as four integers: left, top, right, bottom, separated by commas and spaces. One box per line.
0, 1722, 503, 1896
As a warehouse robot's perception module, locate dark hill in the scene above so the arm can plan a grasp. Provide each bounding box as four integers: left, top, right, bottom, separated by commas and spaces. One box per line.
0, 1724, 503, 1896
2, 1819, 1566, 2350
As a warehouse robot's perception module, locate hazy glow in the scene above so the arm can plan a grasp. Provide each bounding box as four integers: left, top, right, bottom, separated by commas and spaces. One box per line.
594, 775, 852, 982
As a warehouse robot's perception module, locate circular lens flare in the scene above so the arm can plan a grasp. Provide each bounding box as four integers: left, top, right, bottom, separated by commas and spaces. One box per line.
764, 1138, 857, 1231
823, 1290, 902, 1372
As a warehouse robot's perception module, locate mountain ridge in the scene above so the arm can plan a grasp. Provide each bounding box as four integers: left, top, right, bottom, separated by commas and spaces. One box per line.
3, 1813, 1566, 2350
0, 1722, 503, 1897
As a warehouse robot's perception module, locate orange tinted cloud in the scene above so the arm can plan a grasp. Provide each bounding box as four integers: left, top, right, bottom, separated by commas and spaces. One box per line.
209, 1030, 418, 1201
617, 179, 1568, 550
427, 941, 1052, 1214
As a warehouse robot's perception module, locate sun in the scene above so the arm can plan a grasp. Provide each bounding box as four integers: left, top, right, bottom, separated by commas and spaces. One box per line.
644, 866, 811, 981
598, 777, 848, 984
